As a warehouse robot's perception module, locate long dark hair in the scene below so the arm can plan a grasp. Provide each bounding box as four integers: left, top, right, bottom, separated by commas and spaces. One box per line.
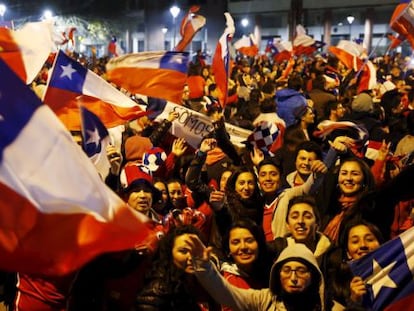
337, 218, 384, 262
222, 219, 272, 286
320, 156, 375, 223
225, 166, 264, 225
146, 225, 202, 287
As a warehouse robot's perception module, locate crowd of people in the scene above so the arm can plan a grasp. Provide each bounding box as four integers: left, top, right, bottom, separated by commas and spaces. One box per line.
1, 46, 414, 311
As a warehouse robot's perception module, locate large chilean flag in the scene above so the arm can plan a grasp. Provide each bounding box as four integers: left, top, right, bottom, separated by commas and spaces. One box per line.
0, 58, 154, 276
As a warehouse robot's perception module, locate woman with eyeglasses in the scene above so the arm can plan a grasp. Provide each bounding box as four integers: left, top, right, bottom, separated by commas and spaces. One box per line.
186, 238, 327, 311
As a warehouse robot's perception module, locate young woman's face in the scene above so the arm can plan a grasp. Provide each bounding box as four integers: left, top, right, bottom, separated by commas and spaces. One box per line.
338, 161, 364, 196
235, 172, 256, 199
167, 181, 185, 208
280, 261, 312, 293
347, 225, 380, 260
228, 227, 259, 270
172, 234, 195, 274
286, 203, 318, 243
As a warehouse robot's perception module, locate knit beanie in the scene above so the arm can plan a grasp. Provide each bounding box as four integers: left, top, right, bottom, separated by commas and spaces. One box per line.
124, 136, 153, 162
352, 93, 373, 113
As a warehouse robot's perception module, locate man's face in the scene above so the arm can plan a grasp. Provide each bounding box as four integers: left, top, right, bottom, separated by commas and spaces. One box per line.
286, 203, 318, 243
128, 185, 153, 214
280, 261, 312, 293
258, 164, 281, 195
295, 150, 318, 177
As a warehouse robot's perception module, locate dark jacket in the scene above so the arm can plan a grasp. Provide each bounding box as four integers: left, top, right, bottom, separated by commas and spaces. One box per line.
136, 275, 218, 311
136, 278, 201, 311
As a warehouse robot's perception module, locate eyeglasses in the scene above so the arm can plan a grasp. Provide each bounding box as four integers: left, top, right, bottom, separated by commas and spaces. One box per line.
280, 266, 310, 278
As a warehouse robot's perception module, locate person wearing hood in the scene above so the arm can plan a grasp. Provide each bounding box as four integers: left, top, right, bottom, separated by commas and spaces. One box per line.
187, 238, 327, 311
347, 92, 387, 142
275, 74, 308, 127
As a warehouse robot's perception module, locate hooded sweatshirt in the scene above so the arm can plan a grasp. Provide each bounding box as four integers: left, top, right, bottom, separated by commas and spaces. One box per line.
194, 243, 325, 311
275, 89, 307, 127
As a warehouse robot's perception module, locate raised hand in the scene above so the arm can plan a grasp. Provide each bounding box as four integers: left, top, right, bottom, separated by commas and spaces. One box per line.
171, 138, 188, 157
106, 145, 122, 175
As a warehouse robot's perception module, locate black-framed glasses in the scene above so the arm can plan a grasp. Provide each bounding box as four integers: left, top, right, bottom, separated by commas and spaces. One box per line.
280, 266, 310, 278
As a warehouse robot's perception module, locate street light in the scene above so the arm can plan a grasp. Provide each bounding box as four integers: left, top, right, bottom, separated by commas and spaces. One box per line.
241, 18, 249, 28
0, 4, 6, 21
170, 5, 180, 48
347, 15, 355, 39
43, 9, 53, 21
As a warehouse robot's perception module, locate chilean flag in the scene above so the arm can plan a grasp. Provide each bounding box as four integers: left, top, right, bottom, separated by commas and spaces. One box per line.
390, 0, 414, 49
43, 50, 145, 131
350, 226, 414, 310
328, 40, 364, 71
105, 51, 189, 105
174, 5, 206, 52
80, 106, 111, 179
0, 58, 154, 276
293, 25, 317, 56
212, 12, 235, 107
234, 34, 259, 57
0, 21, 54, 84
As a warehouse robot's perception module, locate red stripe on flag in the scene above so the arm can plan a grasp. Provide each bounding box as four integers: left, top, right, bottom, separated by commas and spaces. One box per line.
0, 27, 27, 82
0, 182, 154, 276
106, 67, 186, 105
46, 90, 145, 131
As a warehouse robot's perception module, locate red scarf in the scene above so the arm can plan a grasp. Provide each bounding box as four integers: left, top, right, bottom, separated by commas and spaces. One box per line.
324, 195, 357, 243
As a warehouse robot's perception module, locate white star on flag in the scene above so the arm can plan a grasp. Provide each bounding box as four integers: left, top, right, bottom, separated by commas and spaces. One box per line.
85, 127, 101, 148
366, 259, 398, 298
60, 63, 76, 79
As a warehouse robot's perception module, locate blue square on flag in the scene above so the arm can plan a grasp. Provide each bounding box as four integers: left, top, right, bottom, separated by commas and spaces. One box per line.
48, 52, 87, 93
159, 51, 189, 74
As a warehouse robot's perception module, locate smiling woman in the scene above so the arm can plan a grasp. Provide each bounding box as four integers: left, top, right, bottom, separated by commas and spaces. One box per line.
220, 219, 272, 310
224, 166, 264, 226
324, 219, 384, 309
318, 157, 376, 243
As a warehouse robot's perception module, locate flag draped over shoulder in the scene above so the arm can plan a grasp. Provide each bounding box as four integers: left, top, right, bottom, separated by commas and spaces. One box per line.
390, 0, 414, 49
80, 106, 111, 179
105, 51, 189, 105
175, 5, 206, 52
0, 21, 54, 84
43, 50, 144, 131
349, 227, 414, 311
212, 12, 235, 107
0, 59, 154, 276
